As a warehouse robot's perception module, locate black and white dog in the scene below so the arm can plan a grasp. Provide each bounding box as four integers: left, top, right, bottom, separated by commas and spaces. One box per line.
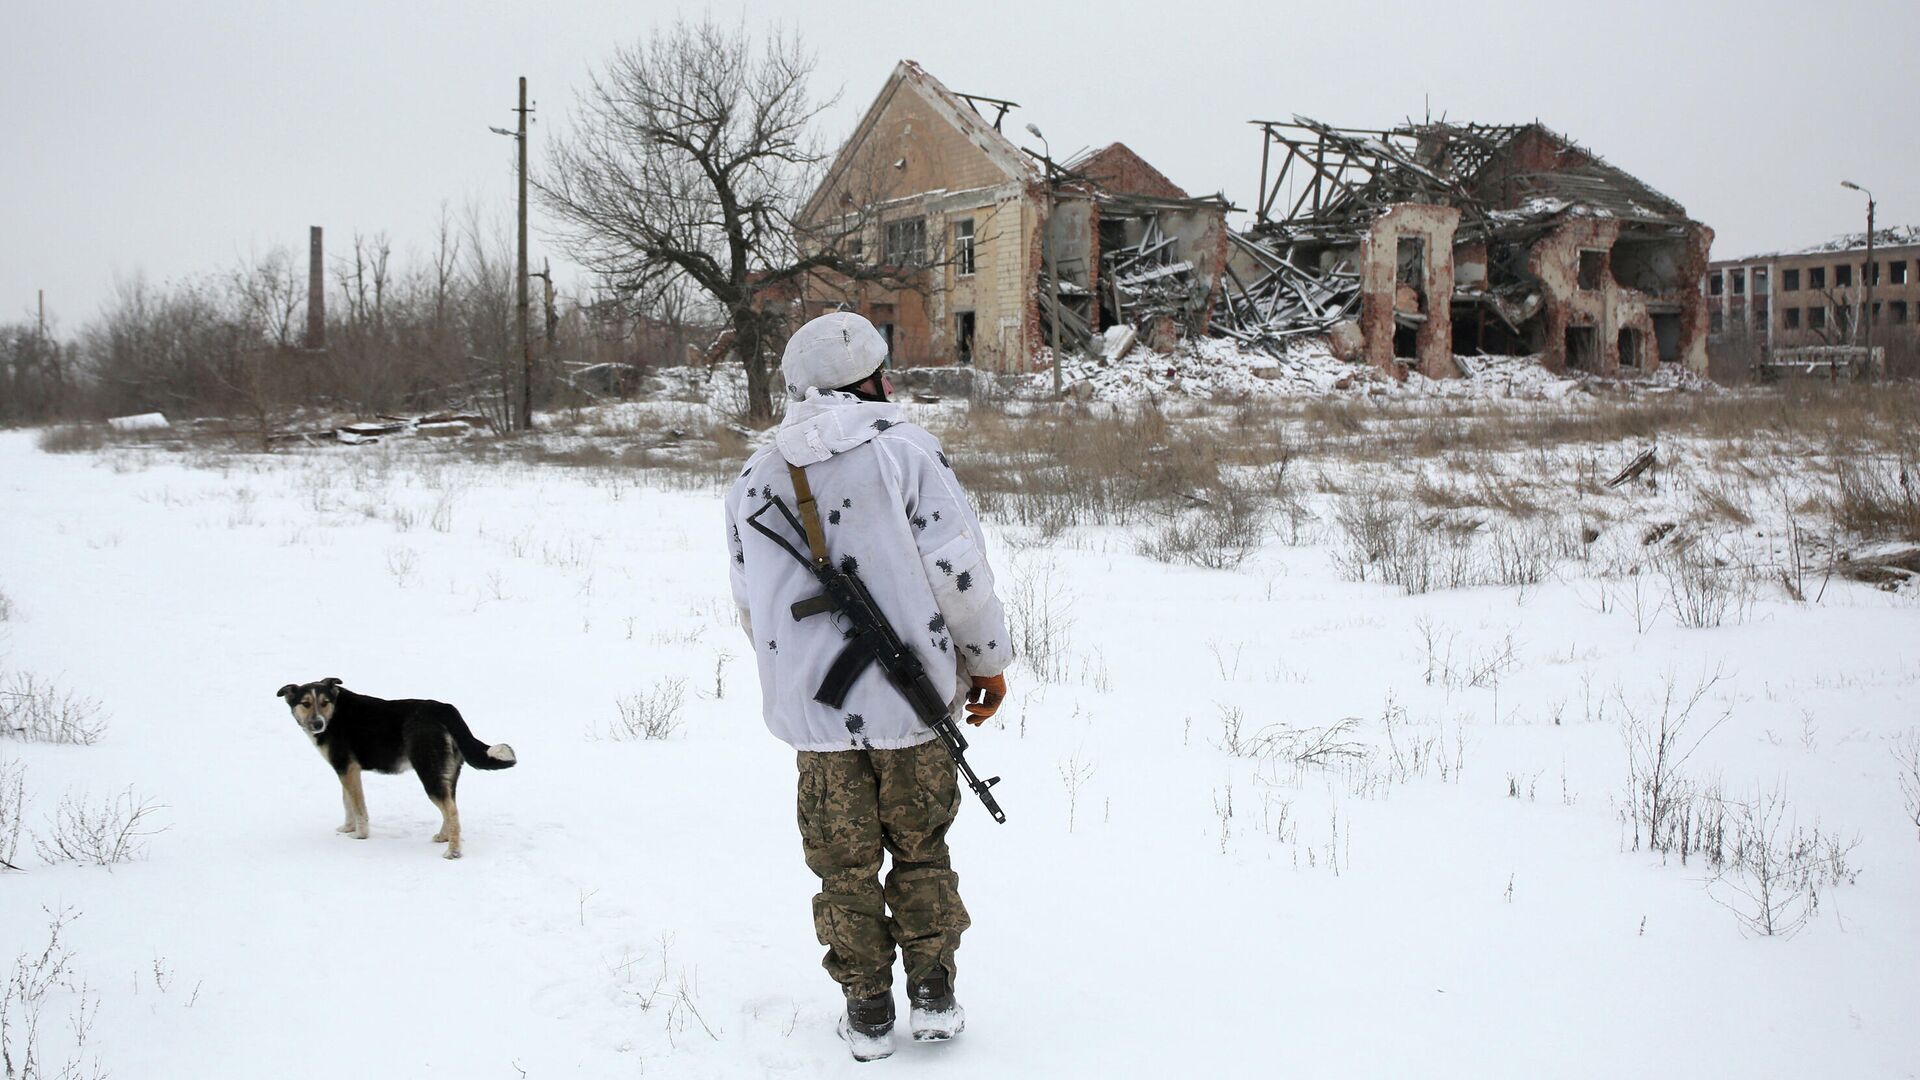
275, 678, 517, 859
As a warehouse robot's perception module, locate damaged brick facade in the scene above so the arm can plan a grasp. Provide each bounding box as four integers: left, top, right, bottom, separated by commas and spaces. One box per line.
1226, 119, 1713, 378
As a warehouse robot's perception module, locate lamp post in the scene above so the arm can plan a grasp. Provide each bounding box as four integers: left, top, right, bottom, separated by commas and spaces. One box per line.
1027, 122, 1061, 396
1841, 180, 1876, 376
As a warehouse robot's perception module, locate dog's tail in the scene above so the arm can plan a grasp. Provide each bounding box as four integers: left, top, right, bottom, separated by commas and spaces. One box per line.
441, 706, 517, 770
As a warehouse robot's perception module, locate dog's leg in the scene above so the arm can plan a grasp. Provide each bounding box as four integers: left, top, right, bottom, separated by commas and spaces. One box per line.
433, 796, 462, 859
344, 763, 370, 840
337, 774, 357, 834
438, 755, 463, 859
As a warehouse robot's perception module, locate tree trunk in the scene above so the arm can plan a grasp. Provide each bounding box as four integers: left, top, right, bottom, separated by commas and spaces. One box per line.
733, 308, 776, 424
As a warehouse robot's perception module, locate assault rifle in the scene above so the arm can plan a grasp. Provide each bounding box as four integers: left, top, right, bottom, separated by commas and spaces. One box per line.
745, 463, 1007, 823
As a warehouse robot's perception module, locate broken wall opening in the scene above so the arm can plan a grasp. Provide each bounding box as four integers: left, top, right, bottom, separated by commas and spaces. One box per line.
1618, 326, 1643, 369
1611, 237, 1687, 294
1566, 324, 1597, 369
1393, 323, 1419, 359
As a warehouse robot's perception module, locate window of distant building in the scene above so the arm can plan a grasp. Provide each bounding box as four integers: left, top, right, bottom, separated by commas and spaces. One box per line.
1889, 260, 1908, 285
1708, 272, 1724, 296
1810, 307, 1827, 329
1785, 307, 1801, 329
1753, 268, 1769, 295
1866, 261, 1879, 286
1892, 301, 1910, 325
1809, 266, 1826, 289
952, 218, 975, 277
1731, 268, 1746, 295
1710, 309, 1724, 333
1835, 263, 1852, 288
1783, 268, 1800, 291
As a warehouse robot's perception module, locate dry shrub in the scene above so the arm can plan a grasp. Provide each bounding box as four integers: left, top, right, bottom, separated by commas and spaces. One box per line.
607, 678, 688, 740
33, 425, 107, 454
1135, 478, 1269, 570
0, 673, 106, 746
1830, 456, 1920, 542
940, 398, 1227, 536
33, 788, 162, 867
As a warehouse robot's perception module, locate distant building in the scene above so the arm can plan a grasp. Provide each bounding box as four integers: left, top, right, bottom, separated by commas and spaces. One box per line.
1705, 227, 1920, 376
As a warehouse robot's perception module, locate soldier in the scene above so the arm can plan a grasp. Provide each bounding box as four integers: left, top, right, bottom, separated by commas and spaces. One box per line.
724, 311, 1011, 1061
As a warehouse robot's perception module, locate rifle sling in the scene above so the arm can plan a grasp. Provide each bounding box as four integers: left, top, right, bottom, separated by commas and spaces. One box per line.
786, 463, 829, 568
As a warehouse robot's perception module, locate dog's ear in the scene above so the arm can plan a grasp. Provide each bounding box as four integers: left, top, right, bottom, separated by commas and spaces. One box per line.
320, 677, 343, 688
276, 684, 299, 701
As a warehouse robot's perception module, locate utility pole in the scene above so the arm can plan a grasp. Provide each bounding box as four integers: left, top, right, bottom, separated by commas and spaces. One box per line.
36, 289, 45, 343
516, 76, 532, 431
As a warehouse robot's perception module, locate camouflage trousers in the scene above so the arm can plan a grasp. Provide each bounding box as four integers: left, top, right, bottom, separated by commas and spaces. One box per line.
796, 737, 969, 1000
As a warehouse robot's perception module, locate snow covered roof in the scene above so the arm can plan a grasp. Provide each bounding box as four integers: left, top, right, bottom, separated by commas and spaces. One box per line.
1726, 225, 1920, 261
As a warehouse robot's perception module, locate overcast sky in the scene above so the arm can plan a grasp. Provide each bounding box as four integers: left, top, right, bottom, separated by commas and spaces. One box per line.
7, 0, 1916, 330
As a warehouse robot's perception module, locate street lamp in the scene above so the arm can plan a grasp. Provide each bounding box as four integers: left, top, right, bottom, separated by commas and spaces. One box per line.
1841, 180, 1876, 375
1026, 123, 1062, 395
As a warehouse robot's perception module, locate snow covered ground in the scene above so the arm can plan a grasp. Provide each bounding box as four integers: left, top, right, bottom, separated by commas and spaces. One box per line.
2, 393, 1917, 1078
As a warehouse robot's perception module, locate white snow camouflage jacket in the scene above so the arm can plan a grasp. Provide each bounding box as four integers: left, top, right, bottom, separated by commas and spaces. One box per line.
724, 390, 1012, 752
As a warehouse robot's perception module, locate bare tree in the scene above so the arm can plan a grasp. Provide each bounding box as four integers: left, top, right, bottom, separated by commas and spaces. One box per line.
537, 17, 915, 422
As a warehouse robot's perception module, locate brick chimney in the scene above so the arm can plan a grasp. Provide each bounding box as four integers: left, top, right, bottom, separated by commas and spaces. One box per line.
305, 226, 326, 350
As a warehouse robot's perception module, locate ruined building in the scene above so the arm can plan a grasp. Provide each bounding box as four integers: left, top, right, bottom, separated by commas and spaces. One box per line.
1221, 118, 1713, 377
796, 61, 1229, 372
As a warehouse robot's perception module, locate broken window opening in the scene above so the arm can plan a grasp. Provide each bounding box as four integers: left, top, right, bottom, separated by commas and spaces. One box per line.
1617, 327, 1643, 369
1834, 263, 1852, 288
1395, 237, 1427, 313
955, 311, 975, 365
953, 218, 975, 277
1708, 272, 1724, 296
1809, 267, 1826, 290
1709, 309, 1725, 335
883, 218, 927, 267
1889, 260, 1908, 285
1891, 301, 1909, 325
1730, 268, 1746, 296
1752, 268, 1769, 295
1578, 249, 1606, 291
1809, 307, 1827, 330
1783, 268, 1800, 291
1785, 307, 1801, 329
1565, 325, 1597, 369
1866, 261, 1880, 286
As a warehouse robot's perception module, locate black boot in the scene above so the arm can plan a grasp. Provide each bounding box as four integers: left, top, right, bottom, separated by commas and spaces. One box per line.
908, 970, 965, 1042
836, 992, 896, 1062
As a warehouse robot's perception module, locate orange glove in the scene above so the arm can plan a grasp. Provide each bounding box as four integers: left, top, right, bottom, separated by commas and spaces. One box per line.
964, 674, 1007, 726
